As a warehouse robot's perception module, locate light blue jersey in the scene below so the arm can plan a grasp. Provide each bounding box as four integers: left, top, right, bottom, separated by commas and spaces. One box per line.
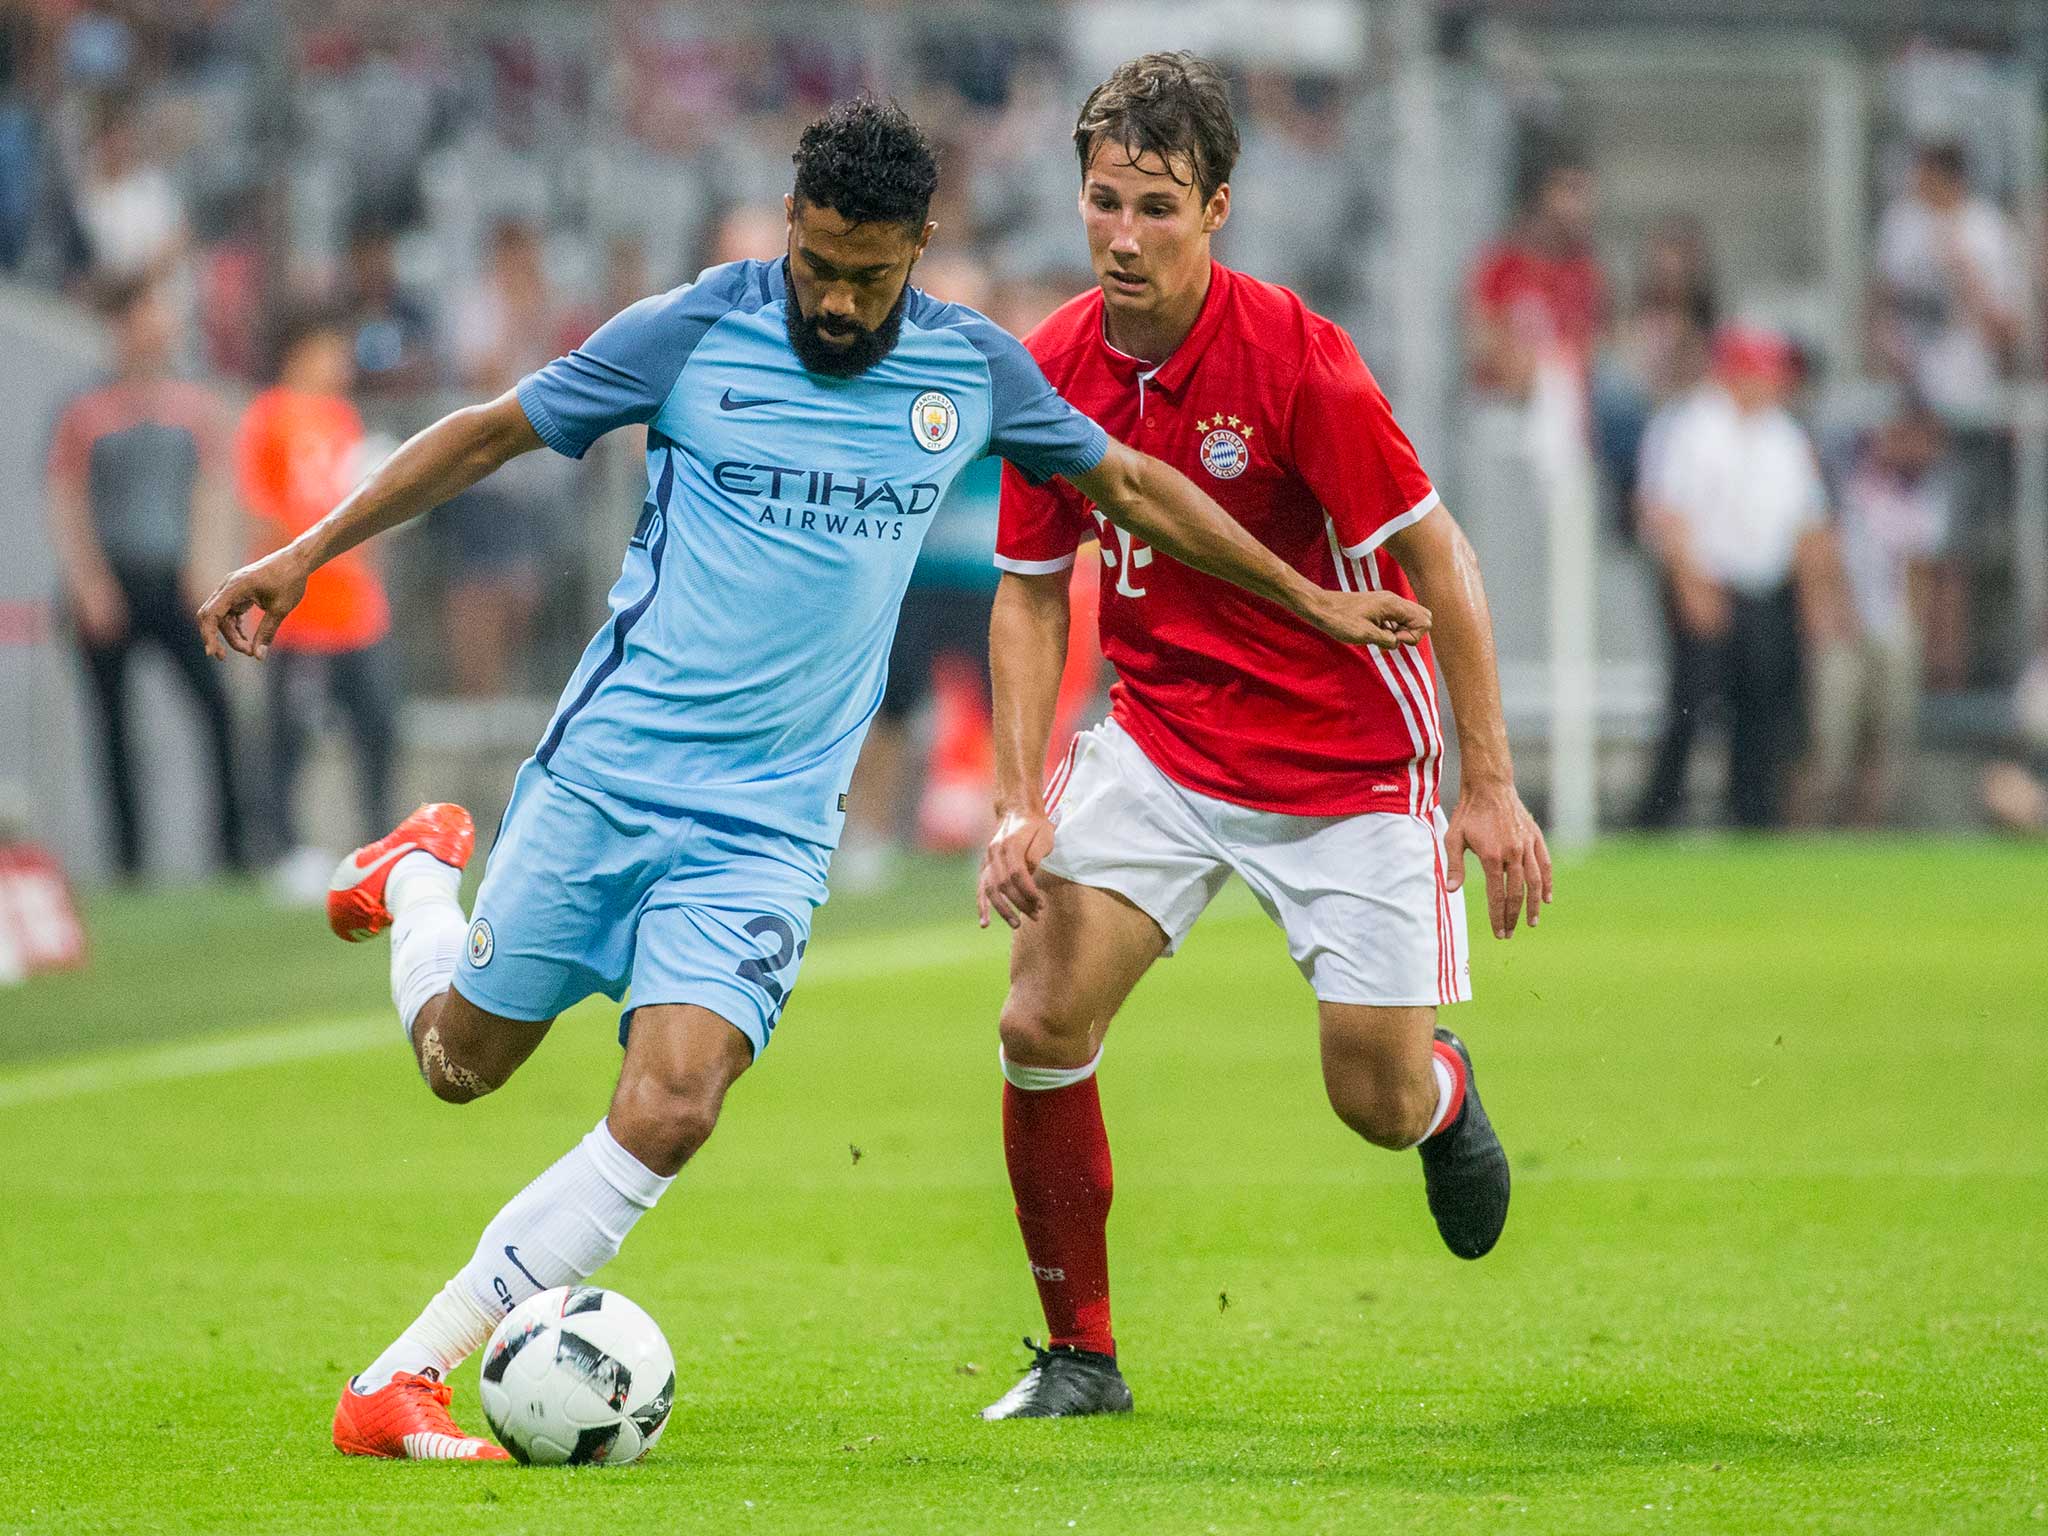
457, 259, 1106, 1052
513, 258, 1108, 847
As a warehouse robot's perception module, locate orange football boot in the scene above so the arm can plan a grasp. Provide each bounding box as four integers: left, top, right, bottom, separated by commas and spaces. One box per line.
327, 802, 476, 942
332, 1372, 509, 1460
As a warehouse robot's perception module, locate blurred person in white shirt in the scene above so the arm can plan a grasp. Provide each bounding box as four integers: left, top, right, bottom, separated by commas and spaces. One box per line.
1874, 140, 2027, 691
1804, 401, 1948, 825
76, 96, 184, 279
1875, 140, 2024, 419
1635, 327, 1835, 830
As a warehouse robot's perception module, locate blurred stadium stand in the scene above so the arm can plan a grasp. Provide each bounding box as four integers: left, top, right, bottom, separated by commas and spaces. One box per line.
6, 0, 2047, 881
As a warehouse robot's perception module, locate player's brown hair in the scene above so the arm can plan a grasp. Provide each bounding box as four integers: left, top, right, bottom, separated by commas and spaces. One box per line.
1074, 51, 1240, 204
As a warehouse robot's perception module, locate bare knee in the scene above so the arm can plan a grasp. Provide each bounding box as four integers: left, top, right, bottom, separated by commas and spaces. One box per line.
1327, 1072, 1436, 1150
998, 993, 1097, 1071
414, 1018, 503, 1104
411, 994, 550, 1104
608, 1073, 726, 1177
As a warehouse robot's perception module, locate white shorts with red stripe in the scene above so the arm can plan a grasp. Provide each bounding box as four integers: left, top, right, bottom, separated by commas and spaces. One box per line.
1040, 719, 1471, 1007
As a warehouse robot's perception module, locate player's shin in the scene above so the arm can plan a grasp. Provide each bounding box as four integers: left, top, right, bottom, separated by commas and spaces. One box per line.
354, 1119, 673, 1391
1000, 1049, 1116, 1358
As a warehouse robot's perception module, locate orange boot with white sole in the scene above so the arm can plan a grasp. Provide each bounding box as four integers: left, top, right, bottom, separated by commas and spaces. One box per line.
327, 803, 476, 942
332, 1371, 508, 1460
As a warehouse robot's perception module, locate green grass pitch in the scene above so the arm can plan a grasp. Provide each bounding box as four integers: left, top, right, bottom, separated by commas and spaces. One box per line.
1, 839, 2041, 1534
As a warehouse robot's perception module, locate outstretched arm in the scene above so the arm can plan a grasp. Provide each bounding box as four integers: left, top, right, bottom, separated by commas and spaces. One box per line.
1068, 439, 1430, 650
198, 393, 541, 659
978, 570, 1071, 929
1385, 503, 1552, 939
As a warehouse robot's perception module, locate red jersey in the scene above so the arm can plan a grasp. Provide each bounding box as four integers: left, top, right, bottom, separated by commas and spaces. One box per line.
998, 263, 1444, 818
1469, 239, 1607, 384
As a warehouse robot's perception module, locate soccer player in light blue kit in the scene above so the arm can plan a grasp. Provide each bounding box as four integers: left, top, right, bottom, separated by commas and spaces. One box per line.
198, 101, 1428, 1460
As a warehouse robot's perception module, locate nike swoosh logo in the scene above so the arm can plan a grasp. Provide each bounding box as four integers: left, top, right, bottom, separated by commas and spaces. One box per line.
503, 1245, 545, 1291
327, 839, 417, 893
719, 388, 786, 411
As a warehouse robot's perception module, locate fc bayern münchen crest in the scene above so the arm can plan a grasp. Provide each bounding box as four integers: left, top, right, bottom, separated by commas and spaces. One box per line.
1199, 426, 1249, 479
468, 918, 494, 968
1195, 415, 1254, 480
910, 389, 959, 453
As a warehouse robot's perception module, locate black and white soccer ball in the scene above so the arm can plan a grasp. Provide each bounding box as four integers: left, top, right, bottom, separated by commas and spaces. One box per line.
478, 1285, 675, 1465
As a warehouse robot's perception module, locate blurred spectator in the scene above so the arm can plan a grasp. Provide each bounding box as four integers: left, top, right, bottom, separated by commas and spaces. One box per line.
73, 92, 187, 292
1803, 401, 1948, 825
0, 5, 53, 272
1635, 327, 1835, 830
235, 303, 397, 893
965, 53, 1079, 281
339, 220, 435, 397
708, 203, 787, 266
439, 214, 573, 695
324, 31, 444, 232
45, 277, 246, 878
1874, 139, 2023, 418
447, 215, 563, 386
1873, 139, 2026, 692
1595, 214, 1718, 514
1223, 72, 1362, 309
1981, 644, 2048, 834
1467, 149, 1606, 398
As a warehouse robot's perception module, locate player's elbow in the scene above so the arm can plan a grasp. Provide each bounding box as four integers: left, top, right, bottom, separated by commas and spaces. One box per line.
453, 394, 541, 474
1083, 445, 1150, 527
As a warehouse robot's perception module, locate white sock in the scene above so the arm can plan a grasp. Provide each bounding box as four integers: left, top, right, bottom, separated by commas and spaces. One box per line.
353, 1279, 500, 1393
455, 1117, 672, 1321
1418, 1053, 1459, 1142
999, 1046, 1102, 1091
387, 851, 464, 1042
353, 1121, 672, 1392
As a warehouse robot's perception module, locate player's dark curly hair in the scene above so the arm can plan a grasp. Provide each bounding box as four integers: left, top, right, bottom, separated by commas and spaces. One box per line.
1074, 51, 1239, 203
791, 97, 939, 232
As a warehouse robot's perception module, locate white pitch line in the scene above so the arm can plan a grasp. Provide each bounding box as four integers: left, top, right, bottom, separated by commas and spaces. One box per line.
0, 887, 1284, 1113
0, 915, 1019, 1112
0, 1015, 390, 1111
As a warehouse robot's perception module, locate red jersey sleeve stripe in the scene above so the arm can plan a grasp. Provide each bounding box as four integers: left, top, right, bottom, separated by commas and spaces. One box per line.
1338, 487, 1440, 562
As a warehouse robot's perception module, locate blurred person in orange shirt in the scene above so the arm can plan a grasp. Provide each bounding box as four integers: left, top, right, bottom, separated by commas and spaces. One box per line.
236, 304, 399, 894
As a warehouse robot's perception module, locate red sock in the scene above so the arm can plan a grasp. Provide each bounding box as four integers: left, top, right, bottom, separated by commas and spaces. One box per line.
1002, 1075, 1115, 1357
1424, 1038, 1468, 1139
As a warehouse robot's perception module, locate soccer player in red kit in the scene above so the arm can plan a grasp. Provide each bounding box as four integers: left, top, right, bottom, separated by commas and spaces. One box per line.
975, 53, 1554, 1419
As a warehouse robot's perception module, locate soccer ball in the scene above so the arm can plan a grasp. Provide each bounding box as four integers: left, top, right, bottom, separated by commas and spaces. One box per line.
478, 1285, 675, 1465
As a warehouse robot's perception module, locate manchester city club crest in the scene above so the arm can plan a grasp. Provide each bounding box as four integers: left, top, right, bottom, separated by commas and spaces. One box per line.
910, 389, 959, 453
1196, 415, 1253, 479
468, 918, 494, 968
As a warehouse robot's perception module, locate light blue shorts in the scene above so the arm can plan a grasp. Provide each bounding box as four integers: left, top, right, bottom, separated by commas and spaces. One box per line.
453, 759, 831, 1057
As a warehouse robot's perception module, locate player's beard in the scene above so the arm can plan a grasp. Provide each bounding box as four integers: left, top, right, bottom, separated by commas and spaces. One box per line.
785, 266, 911, 378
